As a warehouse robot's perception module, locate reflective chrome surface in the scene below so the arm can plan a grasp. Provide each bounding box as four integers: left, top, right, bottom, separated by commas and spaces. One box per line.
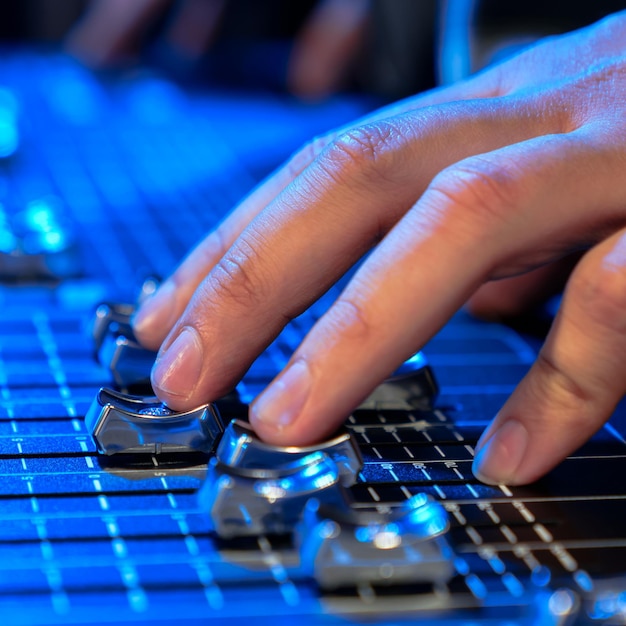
86, 387, 223, 455
298, 493, 454, 589
200, 451, 352, 539
360, 351, 438, 410
216, 419, 362, 486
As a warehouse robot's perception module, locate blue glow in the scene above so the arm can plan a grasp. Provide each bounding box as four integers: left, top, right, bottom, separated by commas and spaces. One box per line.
0, 118, 18, 158
531, 565, 552, 588
40, 230, 65, 251
394, 351, 427, 376
24, 202, 55, 231
0, 229, 16, 253
47, 68, 101, 125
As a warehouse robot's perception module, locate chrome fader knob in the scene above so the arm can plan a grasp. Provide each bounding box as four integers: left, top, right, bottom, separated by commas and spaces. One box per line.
297, 493, 454, 589
85, 387, 224, 455
360, 351, 438, 410
199, 419, 360, 538
217, 419, 362, 487
200, 451, 352, 539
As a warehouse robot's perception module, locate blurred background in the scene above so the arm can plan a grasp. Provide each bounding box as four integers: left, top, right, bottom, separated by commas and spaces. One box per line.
0, 0, 623, 299
0, 0, 624, 100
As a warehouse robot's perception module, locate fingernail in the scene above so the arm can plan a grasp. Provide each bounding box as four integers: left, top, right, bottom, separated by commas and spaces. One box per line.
472, 419, 529, 485
133, 281, 177, 337
250, 360, 311, 431
151, 327, 203, 399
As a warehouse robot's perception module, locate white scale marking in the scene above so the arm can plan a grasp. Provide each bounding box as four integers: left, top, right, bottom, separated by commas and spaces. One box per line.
433, 485, 446, 499
98, 495, 110, 511
550, 543, 577, 572
367, 486, 381, 502
51, 591, 70, 616
194, 563, 224, 610
500, 525, 518, 545
387, 468, 399, 482
112, 538, 128, 558
40, 540, 54, 561
499, 484, 513, 497
257, 536, 300, 607
466, 484, 479, 498
465, 526, 483, 545
533, 523, 553, 543
400, 486, 413, 500
185, 535, 199, 557
450, 509, 467, 525
513, 501, 535, 522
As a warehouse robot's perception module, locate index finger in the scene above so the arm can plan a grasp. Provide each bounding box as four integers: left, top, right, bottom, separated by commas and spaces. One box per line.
149, 95, 561, 411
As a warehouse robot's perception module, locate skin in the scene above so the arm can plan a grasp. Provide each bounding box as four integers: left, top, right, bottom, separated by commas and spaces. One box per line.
132, 12, 626, 486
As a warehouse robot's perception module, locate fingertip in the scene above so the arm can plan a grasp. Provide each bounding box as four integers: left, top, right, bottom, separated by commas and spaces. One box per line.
132, 281, 178, 350
471, 418, 530, 486
249, 360, 314, 445
151, 326, 204, 409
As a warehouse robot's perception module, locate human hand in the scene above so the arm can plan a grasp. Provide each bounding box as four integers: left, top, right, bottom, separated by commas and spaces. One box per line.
133, 11, 626, 486
67, 0, 369, 100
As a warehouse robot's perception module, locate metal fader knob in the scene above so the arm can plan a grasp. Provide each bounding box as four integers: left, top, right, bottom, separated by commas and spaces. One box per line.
297, 493, 454, 589
216, 419, 362, 487
199, 419, 362, 538
85, 387, 224, 455
199, 450, 352, 539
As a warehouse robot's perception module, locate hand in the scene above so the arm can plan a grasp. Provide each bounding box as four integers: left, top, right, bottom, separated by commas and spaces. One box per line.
133, 12, 626, 486
67, 0, 370, 100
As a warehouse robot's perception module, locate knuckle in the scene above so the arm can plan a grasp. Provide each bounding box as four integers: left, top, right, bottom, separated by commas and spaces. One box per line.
324, 296, 374, 344
204, 234, 272, 311
534, 350, 594, 409
320, 122, 402, 187
428, 157, 523, 226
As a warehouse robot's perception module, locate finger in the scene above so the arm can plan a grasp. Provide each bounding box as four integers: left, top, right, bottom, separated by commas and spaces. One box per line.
473, 227, 626, 485
465, 255, 578, 320
132, 132, 336, 350
135, 17, 546, 347
287, 0, 370, 100
149, 95, 582, 412
163, 0, 226, 61
67, 0, 170, 67
248, 126, 626, 446
132, 73, 515, 350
